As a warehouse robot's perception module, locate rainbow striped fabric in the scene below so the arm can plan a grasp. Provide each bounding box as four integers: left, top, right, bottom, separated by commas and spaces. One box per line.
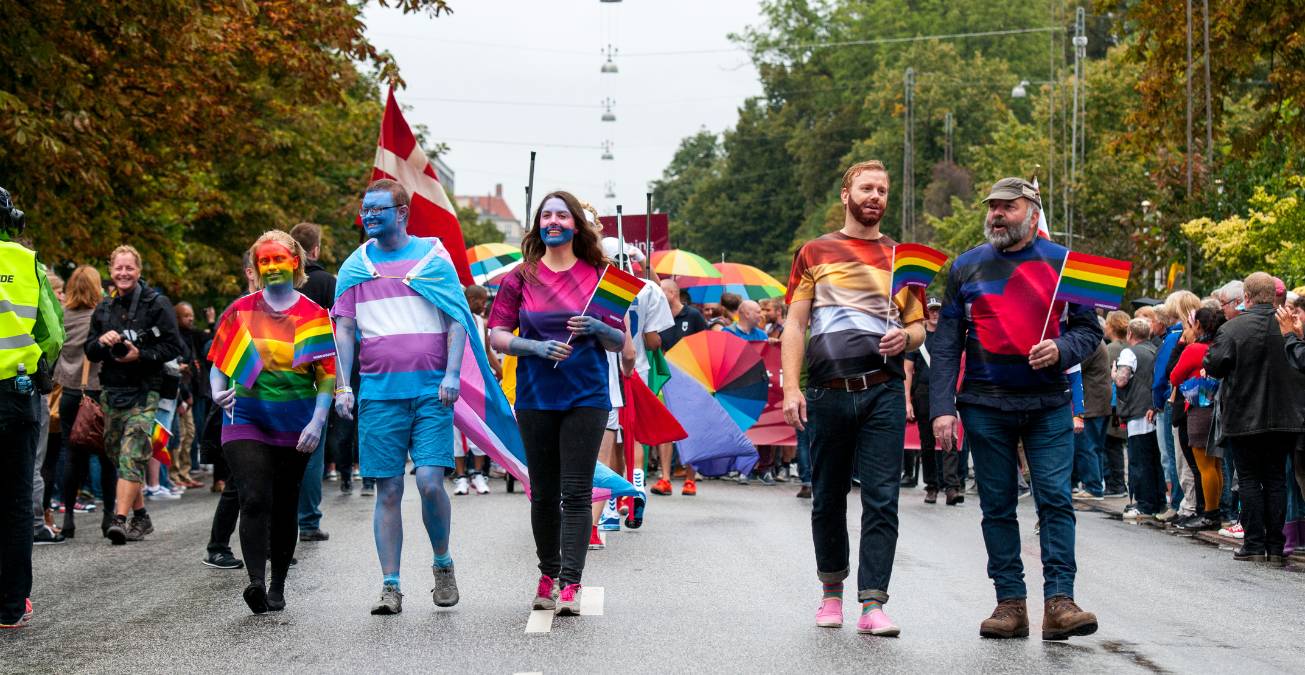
1054, 251, 1132, 310
150, 420, 171, 466
210, 321, 263, 390
292, 315, 336, 368
588, 264, 643, 330
891, 243, 948, 296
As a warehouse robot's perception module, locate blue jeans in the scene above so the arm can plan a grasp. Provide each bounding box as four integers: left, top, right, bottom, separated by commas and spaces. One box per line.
1157, 403, 1183, 508
959, 403, 1077, 602
806, 380, 905, 603
297, 434, 326, 531
1127, 431, 1165, 514
1073, 416, 1107, 496
1221, 451, 1238, 522
795, 427, 812, 486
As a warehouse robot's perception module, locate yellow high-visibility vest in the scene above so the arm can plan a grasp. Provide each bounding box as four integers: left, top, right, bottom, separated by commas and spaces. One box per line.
0, 240, 41, 380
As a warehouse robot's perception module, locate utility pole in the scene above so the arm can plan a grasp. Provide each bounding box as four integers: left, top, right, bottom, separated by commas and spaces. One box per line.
944, 111, 954, 165
1069, 7, 1087, 247
901, 67, 915, 241
1186, 0, 1195, 288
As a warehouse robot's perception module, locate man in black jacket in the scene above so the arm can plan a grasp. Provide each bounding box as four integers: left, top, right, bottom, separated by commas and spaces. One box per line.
289, 222, 336, 542
1204, 272, 1305, 566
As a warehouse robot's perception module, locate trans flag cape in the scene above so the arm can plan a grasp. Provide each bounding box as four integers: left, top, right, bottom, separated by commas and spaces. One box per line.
337, 238, 637, 501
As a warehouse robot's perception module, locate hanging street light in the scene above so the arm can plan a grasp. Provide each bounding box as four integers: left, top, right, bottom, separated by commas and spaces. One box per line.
1011, 80, 1030, 99
601, 141, 614, 161
601, 44, 619, 74
601, 97, 616, 122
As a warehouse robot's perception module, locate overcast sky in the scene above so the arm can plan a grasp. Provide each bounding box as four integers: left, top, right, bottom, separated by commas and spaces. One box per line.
363, 0, 764, 221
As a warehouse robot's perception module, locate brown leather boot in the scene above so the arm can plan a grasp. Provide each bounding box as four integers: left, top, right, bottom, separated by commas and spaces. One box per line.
1042, 595, 1098, 641
979, 598, 1028, 638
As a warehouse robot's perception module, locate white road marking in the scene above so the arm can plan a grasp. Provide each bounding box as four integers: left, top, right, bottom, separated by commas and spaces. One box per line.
580, 586, 604, 616
525, 609, 554, 634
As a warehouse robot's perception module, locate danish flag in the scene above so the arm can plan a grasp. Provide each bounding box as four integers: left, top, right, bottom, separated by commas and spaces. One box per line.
366, 87, 473, 285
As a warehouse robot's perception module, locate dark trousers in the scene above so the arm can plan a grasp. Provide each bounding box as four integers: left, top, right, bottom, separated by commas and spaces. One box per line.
1103, 433, 1127, 494
1126, 431, 1165, 514
960, 403, 1077, 601
57, 389, 116, 533
1230, 433, 1294, 556
1072, 416, 1107, 496
222, 440, 311, 584
915, 393, 960, 490
518, 407, 606, 587
207, 473, 240, 555
807, 380, 905, 603
0, 389, 39, 623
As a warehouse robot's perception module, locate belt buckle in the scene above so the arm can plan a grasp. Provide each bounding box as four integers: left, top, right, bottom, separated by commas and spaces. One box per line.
848, 373, 869, 392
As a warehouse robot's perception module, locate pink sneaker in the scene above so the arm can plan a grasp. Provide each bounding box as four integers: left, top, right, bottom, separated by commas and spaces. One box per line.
815, 598, 843, 628
532, 576, 556, 610
857, 607, 900, 636
556, 583, 582, 616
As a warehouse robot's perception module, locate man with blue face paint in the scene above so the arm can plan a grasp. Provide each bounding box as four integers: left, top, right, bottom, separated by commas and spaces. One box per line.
332, 179, 474, 615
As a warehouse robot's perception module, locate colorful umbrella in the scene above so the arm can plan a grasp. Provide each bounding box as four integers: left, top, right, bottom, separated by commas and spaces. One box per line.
678, 262, 786, 303
664, 331, 768, 430
650, 249, 722, 278
466, 243, 522, 285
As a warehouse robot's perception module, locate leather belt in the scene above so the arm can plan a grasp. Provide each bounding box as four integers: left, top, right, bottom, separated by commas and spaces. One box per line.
821, 370, 891, 392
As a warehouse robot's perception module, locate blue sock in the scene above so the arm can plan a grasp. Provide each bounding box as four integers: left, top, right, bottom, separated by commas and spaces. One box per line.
433, 552, 453, 569
382, 573, 400, 590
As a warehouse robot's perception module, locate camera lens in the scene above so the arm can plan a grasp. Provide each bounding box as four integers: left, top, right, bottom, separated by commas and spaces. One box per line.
110, 342, 129, 359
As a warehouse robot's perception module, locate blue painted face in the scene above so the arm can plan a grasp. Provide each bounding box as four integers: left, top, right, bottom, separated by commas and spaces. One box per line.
539, 197, 576, 248
361, 191, 404, 239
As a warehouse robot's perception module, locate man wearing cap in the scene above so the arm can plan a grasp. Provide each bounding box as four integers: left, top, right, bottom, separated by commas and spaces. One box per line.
930, 177, 1103, 641
905, 297, 961, 505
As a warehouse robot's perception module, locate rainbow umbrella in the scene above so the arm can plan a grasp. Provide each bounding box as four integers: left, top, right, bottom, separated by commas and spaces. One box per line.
678, 262, 786, 303
664, 331, 768, 430
650, 250, 722, 278
467, 243, 522, 285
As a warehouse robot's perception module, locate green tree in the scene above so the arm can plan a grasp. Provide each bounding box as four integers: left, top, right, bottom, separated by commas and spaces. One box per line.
1181, 175, 1305, 288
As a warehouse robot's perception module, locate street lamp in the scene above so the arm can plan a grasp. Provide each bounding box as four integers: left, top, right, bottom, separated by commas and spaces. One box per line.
601, 98, 616, 122
1011, 80, 1030, 99
601, 45, 618, 74
601, 141, 614, 161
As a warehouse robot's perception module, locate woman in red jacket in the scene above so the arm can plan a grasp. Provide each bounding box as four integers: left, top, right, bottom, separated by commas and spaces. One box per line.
1169, 306, 1226, 532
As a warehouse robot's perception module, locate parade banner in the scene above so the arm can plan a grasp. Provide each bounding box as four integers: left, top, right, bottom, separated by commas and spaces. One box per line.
599, 213, 669, 259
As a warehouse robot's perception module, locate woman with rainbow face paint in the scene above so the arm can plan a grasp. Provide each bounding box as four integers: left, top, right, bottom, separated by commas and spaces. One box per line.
489, 191, 628, 616
207, 230, 336, 614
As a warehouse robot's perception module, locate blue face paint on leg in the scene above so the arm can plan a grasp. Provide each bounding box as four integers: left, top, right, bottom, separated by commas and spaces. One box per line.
415, 466, 452, 560
373, 477, 405, 579
538, 197, 577, 248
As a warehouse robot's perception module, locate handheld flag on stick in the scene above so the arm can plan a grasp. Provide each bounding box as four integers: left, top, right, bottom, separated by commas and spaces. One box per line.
292, 315, 336, 367
1040, 250, 1133, 339
210, 322, 263, 390
150, 420, 172, 466
890, 243, 948, 296
586, 264, 643, 330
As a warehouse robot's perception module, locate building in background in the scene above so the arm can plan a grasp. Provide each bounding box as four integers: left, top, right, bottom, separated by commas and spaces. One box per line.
456, 184, 522, 245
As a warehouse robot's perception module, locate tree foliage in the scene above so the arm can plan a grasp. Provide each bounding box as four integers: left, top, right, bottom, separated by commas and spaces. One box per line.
1181, 175, 1305, 288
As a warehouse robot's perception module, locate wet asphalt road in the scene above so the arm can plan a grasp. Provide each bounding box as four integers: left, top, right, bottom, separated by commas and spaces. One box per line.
5, 474, 1305, 674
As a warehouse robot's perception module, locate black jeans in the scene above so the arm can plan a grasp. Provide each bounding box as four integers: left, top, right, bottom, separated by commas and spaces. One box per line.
806, 380, 905, 603
517, 407, 606, 587
207, 472, 240, 555
0, 389, 39, 623
1127, 432, 1165, 514
222, 440, 311, 584
1230, 433, 1294, 556
915, 393, 960, 490
57, 389, 116, 533
1103, 433, 1127, 494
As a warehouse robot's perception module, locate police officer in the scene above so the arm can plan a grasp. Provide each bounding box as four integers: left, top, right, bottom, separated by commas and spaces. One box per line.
0, 187, 65, 629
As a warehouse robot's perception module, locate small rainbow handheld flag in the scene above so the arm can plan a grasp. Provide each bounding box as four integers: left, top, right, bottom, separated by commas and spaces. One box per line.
1054, 251, 1132, 310
150, 420, 172, 466
210, 321, 264, 390
292, 315, 336, 367
587, 264, 643, 330
891, 243, 949, 296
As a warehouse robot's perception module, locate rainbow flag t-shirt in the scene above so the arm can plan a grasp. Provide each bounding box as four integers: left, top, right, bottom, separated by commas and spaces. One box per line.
209, 292, 337, 447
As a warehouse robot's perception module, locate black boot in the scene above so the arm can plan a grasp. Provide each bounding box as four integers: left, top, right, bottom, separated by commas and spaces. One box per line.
899, 451, 919, 487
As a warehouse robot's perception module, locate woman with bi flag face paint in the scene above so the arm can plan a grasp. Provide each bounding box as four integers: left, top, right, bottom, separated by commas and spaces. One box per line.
489, 191, 628, 616
208, 230, 336, 615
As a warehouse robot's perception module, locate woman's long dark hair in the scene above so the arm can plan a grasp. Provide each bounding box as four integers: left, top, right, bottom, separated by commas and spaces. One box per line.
1194, 306, 1224, 342
518, 190, 606, 284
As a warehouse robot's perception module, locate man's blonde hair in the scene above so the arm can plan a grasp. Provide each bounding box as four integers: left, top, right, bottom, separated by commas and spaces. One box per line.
248, 230, 308, 289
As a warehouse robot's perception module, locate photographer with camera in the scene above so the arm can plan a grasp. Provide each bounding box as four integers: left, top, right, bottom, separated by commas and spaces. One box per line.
84, 245, 183, 545
0, 186, 65, 629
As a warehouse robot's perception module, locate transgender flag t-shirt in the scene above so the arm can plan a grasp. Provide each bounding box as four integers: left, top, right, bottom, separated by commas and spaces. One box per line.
333, 237, 448, 400
489, 262, 610, 411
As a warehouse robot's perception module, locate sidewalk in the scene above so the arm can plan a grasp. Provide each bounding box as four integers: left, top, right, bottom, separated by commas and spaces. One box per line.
1071, 493, 1305, 566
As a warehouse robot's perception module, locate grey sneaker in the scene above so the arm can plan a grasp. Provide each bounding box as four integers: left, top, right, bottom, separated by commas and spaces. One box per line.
370, 584, 403, 615
360, 482, 376, 497
432, 565, 459, 607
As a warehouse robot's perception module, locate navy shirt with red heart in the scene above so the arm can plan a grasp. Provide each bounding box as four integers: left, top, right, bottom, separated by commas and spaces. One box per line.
928, 237, 1103, 417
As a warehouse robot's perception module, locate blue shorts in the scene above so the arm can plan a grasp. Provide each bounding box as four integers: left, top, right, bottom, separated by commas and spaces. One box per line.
358, 394, 454, 478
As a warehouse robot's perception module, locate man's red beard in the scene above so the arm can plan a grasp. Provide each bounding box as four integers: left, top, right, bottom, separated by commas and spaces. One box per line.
847, 198, 884, 227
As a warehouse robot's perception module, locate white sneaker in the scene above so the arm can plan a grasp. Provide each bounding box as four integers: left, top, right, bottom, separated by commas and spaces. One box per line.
453, 476, 469, 496
1122, 507, 1150, 520
145, 485, 180, 501
471, 473, 490, 495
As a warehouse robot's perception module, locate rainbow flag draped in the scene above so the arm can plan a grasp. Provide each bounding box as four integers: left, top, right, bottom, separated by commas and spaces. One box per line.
1054, 251, 1132, 310
292, 315, 336, 368
210, 321, 263, 390
150, 420, 172, 466
587, 264, 643, 330
891, 243, 948, 296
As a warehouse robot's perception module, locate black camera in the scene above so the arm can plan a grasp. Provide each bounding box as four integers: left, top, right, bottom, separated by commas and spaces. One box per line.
110, 327, 160, 359
0, 187, 25, 235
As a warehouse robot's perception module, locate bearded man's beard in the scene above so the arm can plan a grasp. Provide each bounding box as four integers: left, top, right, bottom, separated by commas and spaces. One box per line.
847, 197, 883, 228
984, 207, 1034, 250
